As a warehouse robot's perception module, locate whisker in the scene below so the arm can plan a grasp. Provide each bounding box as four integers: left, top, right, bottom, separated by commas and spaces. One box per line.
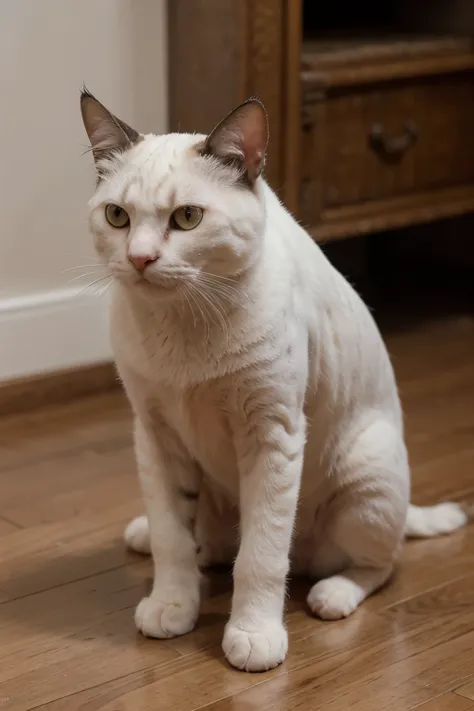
200, 271, 246, 287
68, 270, 107, 284
186, 282, 211, 341
97, 280, 113, 298
62, 264, 105, 273
196, 282, 230, 343
60, 253, 101, 262
179, 284, 197, 327
198, 274, 250, 307
76, 274, 112, 297
198, 284, 246, 314
200, 281, 247, 307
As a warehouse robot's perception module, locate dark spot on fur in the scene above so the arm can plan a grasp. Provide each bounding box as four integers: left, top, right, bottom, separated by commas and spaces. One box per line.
179, 487, 199, 500
197, 143, 252, 188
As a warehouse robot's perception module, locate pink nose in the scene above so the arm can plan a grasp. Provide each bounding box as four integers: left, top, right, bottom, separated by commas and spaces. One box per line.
129, 253, 159, 272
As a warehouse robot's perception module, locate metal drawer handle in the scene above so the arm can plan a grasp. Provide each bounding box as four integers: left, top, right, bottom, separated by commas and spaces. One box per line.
369, 121, 418, 159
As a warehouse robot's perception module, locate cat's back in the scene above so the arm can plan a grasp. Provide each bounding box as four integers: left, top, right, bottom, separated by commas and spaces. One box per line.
262, 184, 399, 419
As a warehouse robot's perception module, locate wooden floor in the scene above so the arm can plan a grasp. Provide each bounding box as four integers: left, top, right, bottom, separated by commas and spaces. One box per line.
0, 314, 473, 711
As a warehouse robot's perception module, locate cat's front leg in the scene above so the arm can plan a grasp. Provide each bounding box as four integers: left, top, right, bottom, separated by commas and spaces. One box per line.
133, 416, 201, 639
224, 412, 306, 672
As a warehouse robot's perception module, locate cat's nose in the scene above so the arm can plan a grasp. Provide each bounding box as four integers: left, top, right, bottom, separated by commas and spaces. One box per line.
128, 253, 159, 272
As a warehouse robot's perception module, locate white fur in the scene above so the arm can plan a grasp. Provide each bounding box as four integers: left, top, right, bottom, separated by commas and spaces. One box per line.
86, 131, 470, 673
124, 514, 150, 554
405, 502, 470, 538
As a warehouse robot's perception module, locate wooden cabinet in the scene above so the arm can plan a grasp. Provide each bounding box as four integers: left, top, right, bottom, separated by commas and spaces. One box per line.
168, 1, 474, 242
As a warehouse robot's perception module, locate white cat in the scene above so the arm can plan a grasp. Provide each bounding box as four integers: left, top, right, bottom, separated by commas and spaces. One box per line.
81, 90, 471, 672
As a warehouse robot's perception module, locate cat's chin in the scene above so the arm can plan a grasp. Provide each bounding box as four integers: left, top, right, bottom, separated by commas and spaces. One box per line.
123, 276, 182, 302
143, 276, 179, 291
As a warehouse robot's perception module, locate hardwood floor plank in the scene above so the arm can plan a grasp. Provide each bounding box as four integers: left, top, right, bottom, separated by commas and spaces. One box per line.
0, 518, 21, 536
0, 607, 179, 711
0, 392, 139, 533
31, 573, 474, 710
33, 611, 393, 711
0, 362, 119, 418
195, 573, 474, 711
0, 502, 143, 602
414, 694, 474, 710
414, 692, 474, 711
456, 681, 474, 701
0, 438, 138, 528
0, 562, 183, 710
0, 391, 131, 477
196, 632, 474, 711
366, 526, 474, 611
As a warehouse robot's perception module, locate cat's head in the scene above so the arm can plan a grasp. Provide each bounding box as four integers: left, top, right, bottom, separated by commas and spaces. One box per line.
81, 89, 269, 300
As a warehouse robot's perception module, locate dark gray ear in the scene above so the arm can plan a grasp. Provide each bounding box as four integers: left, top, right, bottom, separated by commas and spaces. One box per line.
80, 88, 140, 167
203, 98, 269, 183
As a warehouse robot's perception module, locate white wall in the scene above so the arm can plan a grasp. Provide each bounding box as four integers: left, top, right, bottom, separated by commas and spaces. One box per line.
0, 0, 167, 380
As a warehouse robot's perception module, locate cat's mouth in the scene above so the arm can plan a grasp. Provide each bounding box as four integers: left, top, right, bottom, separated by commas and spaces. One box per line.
109, 262, 199, 292
115, 266, 199, 293
142, 266, 198, 289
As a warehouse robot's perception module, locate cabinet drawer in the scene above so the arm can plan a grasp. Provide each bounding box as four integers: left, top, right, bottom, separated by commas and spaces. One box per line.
300, 74, 474, 217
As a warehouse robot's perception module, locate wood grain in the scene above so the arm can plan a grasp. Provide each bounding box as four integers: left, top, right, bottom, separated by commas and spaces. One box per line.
416, 692, 474, 711
168, 0, 294, 196
0, 312, 472, 709
299, 34, 474, 239
320, 77, 474, 209
0, 362, 118, 417
281, 0, 302, 213
301, 36, 474, 89
457, 682, 474, 702
417, 695, 474, 710
168, 4, 474, 237
245, 0, 285, 191
309, 184, 474, 243
168, 0, 247, 134
0, 518, 20, 536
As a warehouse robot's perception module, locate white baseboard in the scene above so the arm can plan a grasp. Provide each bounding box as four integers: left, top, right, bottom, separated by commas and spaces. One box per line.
0, 287, 112, 381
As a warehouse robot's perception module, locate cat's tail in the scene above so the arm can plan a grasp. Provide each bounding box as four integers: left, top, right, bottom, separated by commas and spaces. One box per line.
405, 502, 473, 539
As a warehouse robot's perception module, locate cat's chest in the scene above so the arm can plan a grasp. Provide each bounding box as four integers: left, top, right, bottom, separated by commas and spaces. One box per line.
159, 383, 239, 497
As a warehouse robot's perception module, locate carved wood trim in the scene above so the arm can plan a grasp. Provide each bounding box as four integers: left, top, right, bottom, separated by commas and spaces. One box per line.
311, 185, 474, 243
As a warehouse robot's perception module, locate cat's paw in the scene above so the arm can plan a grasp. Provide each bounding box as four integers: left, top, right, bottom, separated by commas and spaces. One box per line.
307, 577, 360, 620
222, 620, 288, 672
135, 590, 199, 639
124, 516, 150, 555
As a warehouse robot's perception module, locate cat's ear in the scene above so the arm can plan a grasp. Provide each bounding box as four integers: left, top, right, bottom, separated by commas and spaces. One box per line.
80, 88, 140, 167
203, 98, 269, 183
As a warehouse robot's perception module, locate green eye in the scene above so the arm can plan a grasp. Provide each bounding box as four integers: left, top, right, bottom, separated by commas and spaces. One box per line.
171, 205, 203, 231
105, 204, 130, 228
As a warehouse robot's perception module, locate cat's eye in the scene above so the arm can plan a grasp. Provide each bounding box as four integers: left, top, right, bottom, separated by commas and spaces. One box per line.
105, 204, 130, 228
171, 205, 203, 231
